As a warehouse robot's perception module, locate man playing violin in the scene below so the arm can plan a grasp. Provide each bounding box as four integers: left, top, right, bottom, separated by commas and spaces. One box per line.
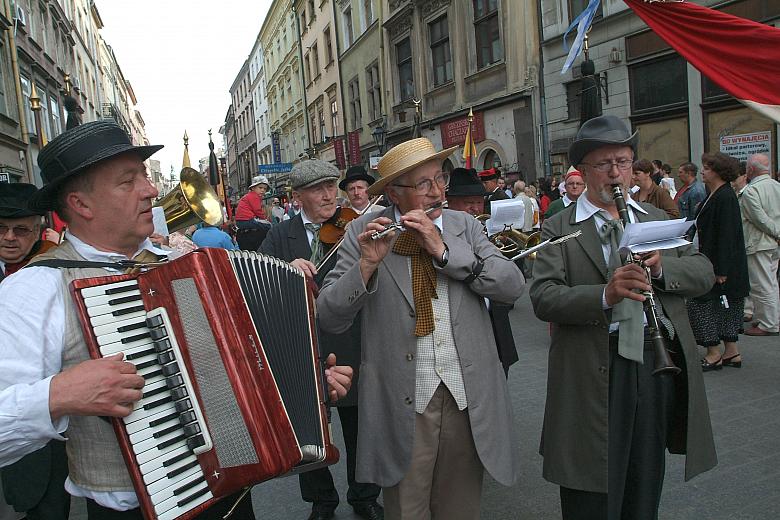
317, 138, 525, 519
259, 160, 382, 520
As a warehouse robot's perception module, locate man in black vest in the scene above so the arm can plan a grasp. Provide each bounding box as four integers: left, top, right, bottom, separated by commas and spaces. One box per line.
260, 159, 383, 520
447, 168, 519, 377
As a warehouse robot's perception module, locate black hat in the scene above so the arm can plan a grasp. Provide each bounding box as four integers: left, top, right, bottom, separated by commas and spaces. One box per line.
447, 168, 486, 197
0, 183, 45, 218
568, 115, 638, 167
338, 165, 375, 190
28, 120, 163, 211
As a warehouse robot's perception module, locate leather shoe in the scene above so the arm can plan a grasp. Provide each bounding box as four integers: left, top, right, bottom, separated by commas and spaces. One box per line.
307, 511, 334, 520
353, 502, 384, 520
744, 326, 779, 337
701, 356, 722, 372
722, 353, 742, 368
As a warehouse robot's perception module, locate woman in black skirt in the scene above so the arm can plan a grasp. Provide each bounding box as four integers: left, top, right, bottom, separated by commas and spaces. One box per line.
688, 152, 750, 371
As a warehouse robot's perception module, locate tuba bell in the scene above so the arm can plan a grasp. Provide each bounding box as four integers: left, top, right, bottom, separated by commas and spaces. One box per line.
154, 167, 224, 233
475, 214, 541, 259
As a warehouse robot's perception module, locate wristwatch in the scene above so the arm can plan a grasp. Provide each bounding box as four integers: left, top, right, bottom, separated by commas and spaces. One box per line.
435, 243, 449, 267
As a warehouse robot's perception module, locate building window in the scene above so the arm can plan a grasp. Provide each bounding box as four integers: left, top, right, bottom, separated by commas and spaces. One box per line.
348, 77, 362, 130
342, 7, 354, 48
308, 0, 315, 24
568, 0, 603, 23
300, 11, 306, 33
396, 38, 414, 101
19, 75, 35, 134
565, 80, 581, 121
49, 95, 62, 137
366, 62, 381, 121
429, 15, 452, 86
38, 87, 51, 139
318, 106, 326, 141
363, 0, 374, 28
324, 27, 334, 65
304, 53, 311, 84
473, 0, 502, 69
330, 98, 339, 136
629, 54, 687, 114
311, 43, 319, 78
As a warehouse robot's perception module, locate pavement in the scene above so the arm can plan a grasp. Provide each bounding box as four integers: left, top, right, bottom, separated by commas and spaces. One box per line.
70, 292, 780, 519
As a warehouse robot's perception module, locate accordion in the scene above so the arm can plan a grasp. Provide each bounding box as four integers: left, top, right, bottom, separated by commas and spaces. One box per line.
70, 248, 338, 520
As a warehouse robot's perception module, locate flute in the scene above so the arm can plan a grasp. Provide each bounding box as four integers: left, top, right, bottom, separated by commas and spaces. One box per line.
611, 185, 681, 376
370, 201, 446, 240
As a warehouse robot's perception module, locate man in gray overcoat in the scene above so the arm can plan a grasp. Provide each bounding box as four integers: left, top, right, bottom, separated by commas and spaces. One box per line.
530, 115, 717, 520
317, 137, 524, 519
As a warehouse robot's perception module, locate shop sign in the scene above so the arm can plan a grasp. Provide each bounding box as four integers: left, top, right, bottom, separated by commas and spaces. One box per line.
719, 131, 771, 165
348, 130, 361, 166
0, 173, 8, 183
440, 111, 485, 148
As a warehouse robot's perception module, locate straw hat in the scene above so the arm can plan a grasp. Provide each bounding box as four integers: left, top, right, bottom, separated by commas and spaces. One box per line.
368, 138, 457, 196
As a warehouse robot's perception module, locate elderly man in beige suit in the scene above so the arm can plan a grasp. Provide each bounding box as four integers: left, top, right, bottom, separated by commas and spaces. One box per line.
740, 153, 780, 336
317, 138, 524, 520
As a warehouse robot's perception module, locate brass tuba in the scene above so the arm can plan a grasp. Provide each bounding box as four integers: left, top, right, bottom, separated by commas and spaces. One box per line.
154, 167, 224, 233
475, 214, 541, 259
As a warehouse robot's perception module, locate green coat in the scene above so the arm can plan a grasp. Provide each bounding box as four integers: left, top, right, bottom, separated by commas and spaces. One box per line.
529, 202, 717, 492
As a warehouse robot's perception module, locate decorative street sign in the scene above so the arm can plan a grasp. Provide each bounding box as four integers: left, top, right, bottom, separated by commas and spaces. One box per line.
258, 163, 293, 174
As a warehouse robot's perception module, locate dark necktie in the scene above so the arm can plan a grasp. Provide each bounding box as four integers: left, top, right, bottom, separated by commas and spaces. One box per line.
304, 223, 322, 264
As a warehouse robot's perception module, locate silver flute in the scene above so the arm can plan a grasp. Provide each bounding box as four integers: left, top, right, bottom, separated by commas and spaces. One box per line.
370, 201, 446, 240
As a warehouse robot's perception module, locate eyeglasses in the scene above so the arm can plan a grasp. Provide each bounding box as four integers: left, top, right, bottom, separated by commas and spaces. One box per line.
0, 225, 36, 238
581, 158, 633, 173
393, 172, 450, 194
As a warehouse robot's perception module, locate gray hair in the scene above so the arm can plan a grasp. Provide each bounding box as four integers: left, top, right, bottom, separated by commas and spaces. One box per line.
747, 154, 770, 174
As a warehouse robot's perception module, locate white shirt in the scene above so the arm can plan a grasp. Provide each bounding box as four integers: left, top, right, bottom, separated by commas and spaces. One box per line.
0, 231, 168, 510
561, 194, 574, 208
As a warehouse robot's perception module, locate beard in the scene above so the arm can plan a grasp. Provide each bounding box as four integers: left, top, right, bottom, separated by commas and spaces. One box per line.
597, 187, 614, 204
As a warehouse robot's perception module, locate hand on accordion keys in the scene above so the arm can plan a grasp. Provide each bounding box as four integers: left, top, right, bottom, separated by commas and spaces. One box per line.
48, 353, 145, 420
324, 353, 353, 401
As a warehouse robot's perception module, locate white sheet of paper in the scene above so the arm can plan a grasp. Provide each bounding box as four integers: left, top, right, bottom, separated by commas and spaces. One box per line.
618, 218, 692, 253
486, 199, 525, 236
152, 207, 170, 236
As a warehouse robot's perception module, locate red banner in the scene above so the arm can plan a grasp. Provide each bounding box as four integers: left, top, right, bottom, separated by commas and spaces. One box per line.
440, 111, 485, 148
334, 137, 346, 170
347, 130, 361, 166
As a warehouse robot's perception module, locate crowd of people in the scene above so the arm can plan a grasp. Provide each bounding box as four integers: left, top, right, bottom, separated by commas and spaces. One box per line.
0, 115, 778, 520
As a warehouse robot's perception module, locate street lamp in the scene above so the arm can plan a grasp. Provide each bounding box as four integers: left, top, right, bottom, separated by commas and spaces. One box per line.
372, 116, 387, 154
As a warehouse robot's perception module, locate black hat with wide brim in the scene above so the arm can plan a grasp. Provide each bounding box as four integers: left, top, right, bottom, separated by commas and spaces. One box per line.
0, 182, 45, 218
447, 167, 486, 197
338, 165, 376, 190
568, 115, 638, 167
28, 120, 163, 212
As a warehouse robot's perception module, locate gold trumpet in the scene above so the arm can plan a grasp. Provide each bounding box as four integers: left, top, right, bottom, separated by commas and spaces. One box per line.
155, 167, 224, 233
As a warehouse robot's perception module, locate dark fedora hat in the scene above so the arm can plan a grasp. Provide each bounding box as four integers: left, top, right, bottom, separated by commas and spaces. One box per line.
28, 120, 163, 211
0, 183, 45, 218
447, 167, 486, 197
568, 115, 638, 167
338, 164, 375, 190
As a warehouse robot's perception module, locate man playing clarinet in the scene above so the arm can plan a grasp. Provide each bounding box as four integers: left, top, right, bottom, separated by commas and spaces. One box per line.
530, 115, 717, 520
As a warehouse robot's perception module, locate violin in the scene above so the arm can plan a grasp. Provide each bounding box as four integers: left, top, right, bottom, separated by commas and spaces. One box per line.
319, 206, 360, 246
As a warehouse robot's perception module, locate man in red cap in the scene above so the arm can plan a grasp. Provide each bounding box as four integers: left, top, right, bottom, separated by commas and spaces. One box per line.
479, 167, 509, 215
544, 167, 586, 219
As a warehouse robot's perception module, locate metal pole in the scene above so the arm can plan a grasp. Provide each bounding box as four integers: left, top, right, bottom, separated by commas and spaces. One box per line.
536, 0, 552, 180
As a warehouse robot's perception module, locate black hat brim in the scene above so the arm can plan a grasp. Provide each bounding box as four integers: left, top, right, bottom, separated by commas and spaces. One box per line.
447, 184, 487, 197
0, 207, 43, 218
28, 143, 163, 212
339, 173, 376, 191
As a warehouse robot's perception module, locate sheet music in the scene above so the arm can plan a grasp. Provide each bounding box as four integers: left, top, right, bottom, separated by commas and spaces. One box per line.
152, 206, 170, 236
486, 199, 525, 236
619, 218, 691, 254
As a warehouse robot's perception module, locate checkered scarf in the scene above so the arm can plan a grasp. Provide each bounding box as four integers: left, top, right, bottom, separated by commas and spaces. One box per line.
393, 231, 437, 336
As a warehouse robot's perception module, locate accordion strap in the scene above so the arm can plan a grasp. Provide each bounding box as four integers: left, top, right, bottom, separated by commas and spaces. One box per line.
26, 259, 167, 270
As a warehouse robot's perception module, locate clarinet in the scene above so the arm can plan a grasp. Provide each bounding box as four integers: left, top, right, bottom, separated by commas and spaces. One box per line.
611, 185, 681, 376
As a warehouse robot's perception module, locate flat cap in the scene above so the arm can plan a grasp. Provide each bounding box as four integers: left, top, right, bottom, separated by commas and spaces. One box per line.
290, 159, 340, 190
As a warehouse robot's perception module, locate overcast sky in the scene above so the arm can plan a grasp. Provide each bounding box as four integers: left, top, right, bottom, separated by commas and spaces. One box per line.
98, 0, 272, 179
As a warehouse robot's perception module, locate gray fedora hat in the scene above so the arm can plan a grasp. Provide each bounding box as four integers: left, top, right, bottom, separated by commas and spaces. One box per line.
28, 120, 163, 212
568, 115, 638, 167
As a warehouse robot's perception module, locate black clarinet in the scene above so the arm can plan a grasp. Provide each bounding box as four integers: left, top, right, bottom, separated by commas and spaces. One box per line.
611, 185, 681, 376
